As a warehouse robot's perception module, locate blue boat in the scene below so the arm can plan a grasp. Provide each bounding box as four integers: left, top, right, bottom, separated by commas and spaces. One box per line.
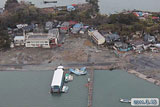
69, 67, 87, 75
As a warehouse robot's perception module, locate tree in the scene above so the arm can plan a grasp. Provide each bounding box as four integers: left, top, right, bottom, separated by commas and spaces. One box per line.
0, 30, 11, 49
5, 0, 19, 11
108, 13, 139, 25
88, 0, 99, 13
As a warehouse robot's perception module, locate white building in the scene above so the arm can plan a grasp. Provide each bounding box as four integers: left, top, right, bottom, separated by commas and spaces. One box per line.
25, 29, 59, 48
14, 36, 25, 46
88, 30, 105, 45
51, 66, 64, 93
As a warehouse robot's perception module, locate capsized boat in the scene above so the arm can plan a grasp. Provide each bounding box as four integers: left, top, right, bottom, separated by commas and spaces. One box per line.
120, 98, 131, 103
69, 67, 87, 75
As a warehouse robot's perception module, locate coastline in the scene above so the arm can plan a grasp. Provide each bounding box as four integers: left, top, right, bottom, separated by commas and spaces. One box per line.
127, 69, 160, 86
1, 64, 160, 86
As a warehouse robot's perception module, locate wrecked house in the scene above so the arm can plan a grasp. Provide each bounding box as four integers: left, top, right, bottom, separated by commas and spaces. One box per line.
114, 42, 132, 52
132, 31, 142, 39
48, 28, 60, 46
60, 22, 70, 33
105, 34, 120, 44
22, 24, 36, 32
144, 34, 156, 43
129, 40, 150, 53
16, 24, 28, 29
149, 46, 159, 53
45, 21, 53, 30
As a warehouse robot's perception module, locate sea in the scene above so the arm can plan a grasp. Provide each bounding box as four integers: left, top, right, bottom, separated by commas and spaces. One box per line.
1, 0, 160, 14
0, 70, 159, 107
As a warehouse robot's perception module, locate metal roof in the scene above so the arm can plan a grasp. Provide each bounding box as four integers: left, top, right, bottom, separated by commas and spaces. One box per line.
51, 67, 64, 87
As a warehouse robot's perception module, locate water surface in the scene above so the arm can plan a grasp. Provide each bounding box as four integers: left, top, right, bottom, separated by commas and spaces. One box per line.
0, 70, 160, 107
93, 70, 160, 107
99, 0, 160, 14
0, 71, 88, 107
1, 0, 160, 14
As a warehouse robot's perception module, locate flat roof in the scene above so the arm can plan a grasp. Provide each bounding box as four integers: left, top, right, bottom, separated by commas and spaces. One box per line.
14, 36, 25, 40
28, 34, 49, 40
51, 68, 64, 87
26, 31, 59, 40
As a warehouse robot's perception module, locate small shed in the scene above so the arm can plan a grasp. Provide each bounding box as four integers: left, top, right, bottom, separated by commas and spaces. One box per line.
71, 23, 83, 34
14, 36, 25, 46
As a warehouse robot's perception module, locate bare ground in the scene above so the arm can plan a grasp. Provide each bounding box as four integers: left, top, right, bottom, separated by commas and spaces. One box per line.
1, 34, 160, 82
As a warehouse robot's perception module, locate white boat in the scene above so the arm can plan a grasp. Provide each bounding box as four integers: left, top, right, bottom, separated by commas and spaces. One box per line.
120, 98, 131, 103
43, 0, 57, 3
65, 73, 73, 82
61, 86, 69, 93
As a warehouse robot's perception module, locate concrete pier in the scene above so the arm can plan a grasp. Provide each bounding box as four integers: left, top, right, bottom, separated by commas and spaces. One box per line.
88, 68, 94, 107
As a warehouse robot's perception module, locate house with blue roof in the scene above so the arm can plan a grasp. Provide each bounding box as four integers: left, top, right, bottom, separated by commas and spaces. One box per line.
71, 23, 83, 34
